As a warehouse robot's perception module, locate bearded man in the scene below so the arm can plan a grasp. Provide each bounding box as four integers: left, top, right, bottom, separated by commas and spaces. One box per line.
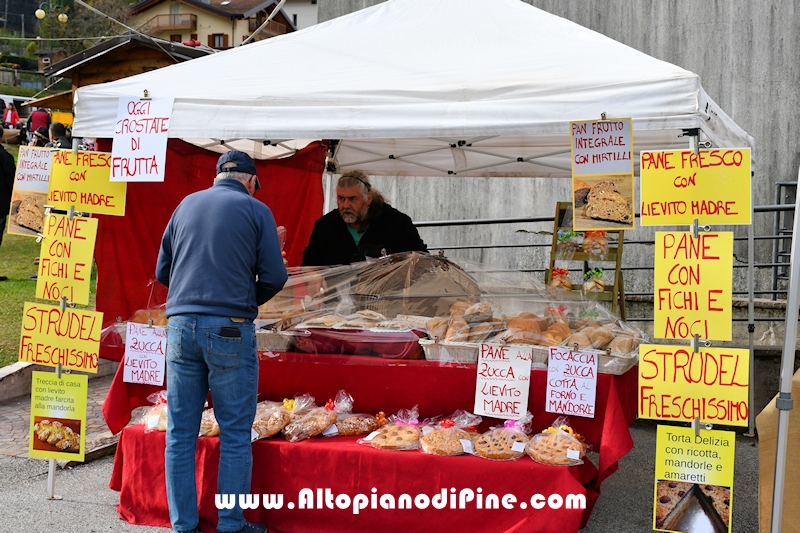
301, 170, 427, 266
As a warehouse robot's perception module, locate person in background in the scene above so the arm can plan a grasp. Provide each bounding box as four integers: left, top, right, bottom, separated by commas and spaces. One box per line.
29, 126, 48, 147
156, 150, 287, 533
301, 170, 427, 266
0, 142, 18, 281
2, 102, 19, 129
45, 122, 70, 149
26, 107, 50, 143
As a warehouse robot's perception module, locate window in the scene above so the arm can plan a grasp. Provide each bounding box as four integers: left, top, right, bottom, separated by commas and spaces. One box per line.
292, 13, 297, 26
170, 34, 182, 42
209, 33, 229, 48
311, 0, 317, 4
190, 33, 197, 40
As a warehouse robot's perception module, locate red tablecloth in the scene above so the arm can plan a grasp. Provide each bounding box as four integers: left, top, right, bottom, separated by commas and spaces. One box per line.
111, 425, 601, 533
104, 352, 637, 485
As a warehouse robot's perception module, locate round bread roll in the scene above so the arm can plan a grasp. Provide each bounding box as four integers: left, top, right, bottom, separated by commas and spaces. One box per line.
463, 302, 493, 323
449, 302, 472, 318
506, 317, 540, 333
576, 317, 600, 331
608, 334, 637, 354
444, 318, 469, 342
467, 322, 497, 342
545, 323, 571, 343
564, 331, 592, 349
426, 317, 449, 340
590, 326, 614, 349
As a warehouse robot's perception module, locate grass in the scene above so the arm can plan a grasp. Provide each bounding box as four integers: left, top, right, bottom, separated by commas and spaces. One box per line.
0, 144, 97, 368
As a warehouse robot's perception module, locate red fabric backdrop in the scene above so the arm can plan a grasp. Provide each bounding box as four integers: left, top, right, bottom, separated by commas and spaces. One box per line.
93, 139, 327, 360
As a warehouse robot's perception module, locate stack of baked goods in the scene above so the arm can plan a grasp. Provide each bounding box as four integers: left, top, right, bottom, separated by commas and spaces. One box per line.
582, 268, 605, 292
419, 410, 482, 456
548, 268, 572, 290
582, 181, 632, 224
582, 231, 609, 254
283, 399, 339, 442
527, 418, 587, 466
473, 414, 533, 461
251, 401, 292, 439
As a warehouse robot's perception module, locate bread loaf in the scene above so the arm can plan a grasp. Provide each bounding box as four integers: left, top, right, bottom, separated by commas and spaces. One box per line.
590, 327, 614, 349
463, 302, 493, 323
584, 199, 632, 223
573, 179, 591, 208
449, 302, 471, 318
426, 317, 449, 340
444, 318, 469, 342
564, 331, 592, 349
608, 335, 637, 354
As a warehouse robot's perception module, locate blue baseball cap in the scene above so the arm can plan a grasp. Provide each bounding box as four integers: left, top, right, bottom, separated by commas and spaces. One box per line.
216, 150, 258, 178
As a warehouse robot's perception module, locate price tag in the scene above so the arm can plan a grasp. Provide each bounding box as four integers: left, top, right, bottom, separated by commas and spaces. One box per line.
460, 439, 474, 454
512, 441, 526, 453
251, 428, 259, 442
322, 424, 339, 437
422, 426, 433, 436
364, 431, 379, 441
146, 415, 160, 430
566, 449, 581, 460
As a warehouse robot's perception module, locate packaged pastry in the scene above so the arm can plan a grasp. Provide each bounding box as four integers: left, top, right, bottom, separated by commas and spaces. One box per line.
582, 268, 605, 292
556, 229, 580, 252
473, 413, 533, 461
282, 404, 337, 442
527, 416, 587, 466
549, 268, 572, 290
252, 401, 291, 439
419, 410, 482, 456
199, 408, 220, 437
284, 393, 316, 421
321, 390, 385, 437
582, 231, 609, 254
361, 406, 421, 451
140, 391, 168, 432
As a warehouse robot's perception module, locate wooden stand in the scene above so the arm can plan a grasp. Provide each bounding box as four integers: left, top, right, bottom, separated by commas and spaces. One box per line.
545, 202, 627, 319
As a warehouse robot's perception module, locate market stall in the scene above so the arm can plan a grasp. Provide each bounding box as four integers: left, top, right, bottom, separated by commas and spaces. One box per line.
70, 1, 753, 532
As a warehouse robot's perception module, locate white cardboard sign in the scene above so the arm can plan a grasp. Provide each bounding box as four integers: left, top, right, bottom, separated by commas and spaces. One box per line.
570, 118, 633, 176
474, 343, 531, 419
546, 346, 598, 418
14, 146, 52, 192
123, 322, 166, 385
111, 96, 174, 182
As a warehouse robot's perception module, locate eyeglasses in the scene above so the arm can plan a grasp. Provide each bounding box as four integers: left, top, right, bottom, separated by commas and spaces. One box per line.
253, 175, 261, 191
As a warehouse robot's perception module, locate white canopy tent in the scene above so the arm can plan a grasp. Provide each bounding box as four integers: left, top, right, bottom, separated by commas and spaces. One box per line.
72, 0, 753, 177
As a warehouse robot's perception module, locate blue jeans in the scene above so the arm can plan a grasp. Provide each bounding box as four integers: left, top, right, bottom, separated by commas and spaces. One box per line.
165, 314, 258, 533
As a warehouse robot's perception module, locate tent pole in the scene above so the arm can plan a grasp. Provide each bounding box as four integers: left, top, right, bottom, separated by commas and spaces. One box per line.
769, 165, 799, 533
746, 200, 755, 437
323, 171, 332, 216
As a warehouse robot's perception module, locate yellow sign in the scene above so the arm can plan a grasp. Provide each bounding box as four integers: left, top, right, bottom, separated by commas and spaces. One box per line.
18, 303, 102, 373
35, 214, 98, 306
639, 344, 749, 426
654, 232, 733, 341
29, 371, 87, 462
47, 150, 126, 215
653, 425, 734, 532
640, 148, 751, 226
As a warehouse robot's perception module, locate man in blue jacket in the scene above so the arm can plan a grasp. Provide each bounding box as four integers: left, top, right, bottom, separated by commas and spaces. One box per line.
156, 150, 287, 533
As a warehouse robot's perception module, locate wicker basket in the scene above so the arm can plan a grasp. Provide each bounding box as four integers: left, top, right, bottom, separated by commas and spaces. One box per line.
419, 340, 479, 364
598, 351, 638, 375
256, 330, 294, 352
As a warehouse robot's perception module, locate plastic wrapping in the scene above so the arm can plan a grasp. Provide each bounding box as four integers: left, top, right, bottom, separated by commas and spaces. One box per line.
139, 391, 168, 433
252, 401, 291, 439
419, 410, 482, 456
199, 408, 220, 437
582, 231, 609, 254
548, 268, 572, 290
473, 412, 534, 461
360, 405, 421, 451
527, 416, 588, 466
582, 268, 605, 293
282, 391, 353, 442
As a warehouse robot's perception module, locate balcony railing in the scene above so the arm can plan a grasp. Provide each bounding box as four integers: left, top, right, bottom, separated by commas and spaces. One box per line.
248, 18, 286, 38
141, 14, 197, 32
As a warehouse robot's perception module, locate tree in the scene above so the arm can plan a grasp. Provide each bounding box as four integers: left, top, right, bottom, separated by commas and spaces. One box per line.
35, 0, 133, 55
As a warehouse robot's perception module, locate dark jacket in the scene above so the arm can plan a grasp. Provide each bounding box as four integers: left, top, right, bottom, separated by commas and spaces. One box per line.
45, 136, 71, 149
302, 203, 427, 266
0, 144, 17, 216
156, 179, 288, 319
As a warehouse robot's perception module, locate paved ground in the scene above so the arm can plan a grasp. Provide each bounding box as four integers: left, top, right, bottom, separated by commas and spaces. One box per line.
0, 375, 762, 532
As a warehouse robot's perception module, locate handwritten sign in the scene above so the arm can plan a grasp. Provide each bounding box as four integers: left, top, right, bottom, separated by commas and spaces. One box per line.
111, 96, 174, 182
29, 371, 88, 462
653, 425, 735, 532
638, 344, 749, 426
18, 303, 102, 373
123, 322, 166, 385
47, 150, 126, 215
35, 214, 97, 306
654, 232, 733, 341
474, 343, 532, 419
640, 148, 751, 226
570, 118, 633, 176
546, 347, 597, 418
14, 146, 52, 193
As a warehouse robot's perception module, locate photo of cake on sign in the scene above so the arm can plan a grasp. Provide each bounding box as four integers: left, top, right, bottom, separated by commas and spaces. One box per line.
655, 480, 731, 533
572, 174, 634, 230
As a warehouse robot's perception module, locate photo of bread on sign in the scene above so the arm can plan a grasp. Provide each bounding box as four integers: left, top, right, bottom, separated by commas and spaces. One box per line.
572, 174, 635, 231
9, 190, 46, 237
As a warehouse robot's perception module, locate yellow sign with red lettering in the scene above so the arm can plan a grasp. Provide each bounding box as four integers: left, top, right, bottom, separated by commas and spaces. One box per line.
18, 303, 102, 373
638, 344, 749, 426
35, 214, 98, 306
640, 149, 751, 226
47, 150, 126, 215
654, 232, 733, 341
